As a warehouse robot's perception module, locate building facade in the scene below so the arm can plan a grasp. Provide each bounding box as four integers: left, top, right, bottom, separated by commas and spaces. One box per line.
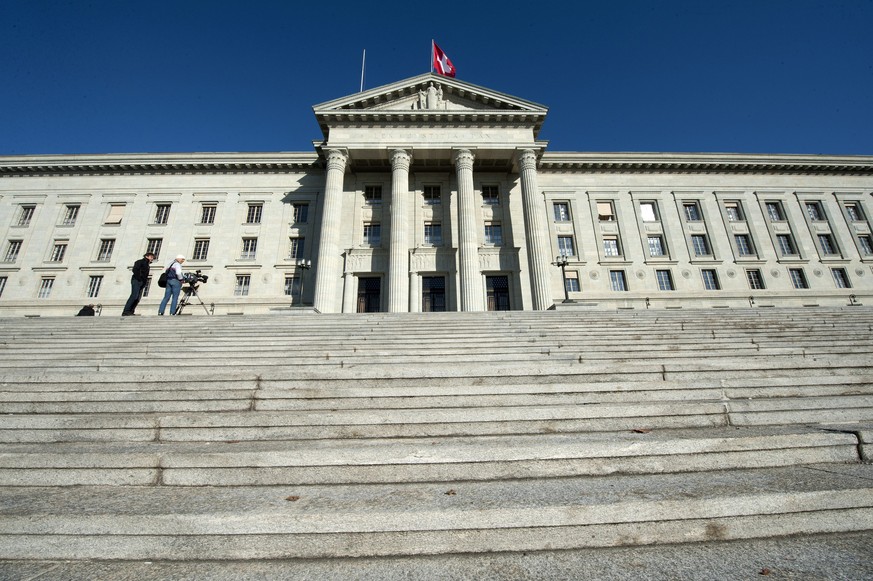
1, 73, 872, 316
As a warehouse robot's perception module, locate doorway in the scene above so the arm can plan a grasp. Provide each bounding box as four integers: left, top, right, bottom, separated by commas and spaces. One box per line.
486, 275, 510, 311
356, 276, 382, 313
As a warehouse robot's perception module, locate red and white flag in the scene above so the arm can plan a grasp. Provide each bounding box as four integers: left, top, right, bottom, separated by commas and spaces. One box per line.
432, 41, 456, 77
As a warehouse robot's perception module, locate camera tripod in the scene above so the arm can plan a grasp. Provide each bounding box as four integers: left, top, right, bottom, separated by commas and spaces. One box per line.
174, 283, 212, 315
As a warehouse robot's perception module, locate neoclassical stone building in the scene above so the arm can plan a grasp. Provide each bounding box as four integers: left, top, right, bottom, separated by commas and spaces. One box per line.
1, 73, 872, 316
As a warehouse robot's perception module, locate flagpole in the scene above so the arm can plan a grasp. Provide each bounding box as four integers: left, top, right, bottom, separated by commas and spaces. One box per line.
360, 49, 366, 92
430, 39, 434, 73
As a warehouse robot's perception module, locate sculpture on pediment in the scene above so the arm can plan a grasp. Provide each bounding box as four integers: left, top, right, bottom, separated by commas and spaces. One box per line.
417, 82, 444, 110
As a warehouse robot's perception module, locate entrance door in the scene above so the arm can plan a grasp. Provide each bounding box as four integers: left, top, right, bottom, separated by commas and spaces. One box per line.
422, 276, 446, 312
486, 275, 510, 311
356, 277, 381, 313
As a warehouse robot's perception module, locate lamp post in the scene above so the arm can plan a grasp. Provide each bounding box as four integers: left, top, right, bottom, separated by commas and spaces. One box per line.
552, 254, 573, 303
296, 259, 312, 306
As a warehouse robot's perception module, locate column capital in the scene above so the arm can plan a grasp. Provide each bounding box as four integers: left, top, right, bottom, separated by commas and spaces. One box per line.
390, 148, 412, 171
517, 148, 540, 171
325, 149, 349, 172
453, 148, 475, 171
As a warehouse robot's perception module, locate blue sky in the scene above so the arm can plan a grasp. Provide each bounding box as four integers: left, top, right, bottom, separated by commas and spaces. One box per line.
2, 0, 872, 156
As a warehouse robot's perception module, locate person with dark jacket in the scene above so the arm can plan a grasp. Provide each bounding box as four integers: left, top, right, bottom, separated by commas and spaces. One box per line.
122, 252, 155, 316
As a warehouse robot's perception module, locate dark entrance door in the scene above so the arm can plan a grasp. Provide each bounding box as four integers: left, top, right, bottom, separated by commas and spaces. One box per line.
486, 275, 510, 311
422, 276, 446, 312
357, 276, 382, 313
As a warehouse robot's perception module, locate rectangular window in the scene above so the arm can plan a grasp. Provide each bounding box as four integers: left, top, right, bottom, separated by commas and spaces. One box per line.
766, 202, 785, 222
746, 269, 765, 290
49, 242, 67, 262
143, 277, 152, 298
38, 277, 54, 299
289, 237, 305, 259
364, 185, 382, 205
859, 235, 873, 256
724, 201, 744, 222
565, 271, 580, 293
0, 276, 6, 298
683, 202, 702, 221
97, 239, 115, 262
234, 274, 251, 296
640, 201, 658, 222
105, 204, 125, 224
806, 202, 825, 221
691, 234, 711, 256
87, 275, 103, 298
147, 238, 162, 259
656, 269, 674, 291
482, 185, 500, 205
735, 234, 754, 256
648, 235, 666, 257
17, 205, 35, 226
424, 223, 442, 245
363, 223, 381, 246
701, 269, 720, 290
240, 237, 258, 260
818, 234, 838, 255
553, 202, 571, 222
154, 203, 171, 225
62, 205, 80, 226
4, 240, 22, 262
246, 203, 263, 224
423, 185, 441, 205
776, 234, 796, 256
193, 239, 210, 261
603, 235, 621, 257
292, 203, 309, 223
609, 270, 628, 291
789, 268, 808, 289
484, 223, 503, 245
200, 204, 216, 224
284, 275, 301, 297
557, 235, 575, 257
597, 201, 615, 221
832, 268, 851, 289
845, 202, 864, 222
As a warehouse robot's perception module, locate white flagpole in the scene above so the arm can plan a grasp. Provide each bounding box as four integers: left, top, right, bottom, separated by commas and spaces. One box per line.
430, 39, 434, 73
360, 49, 366, 92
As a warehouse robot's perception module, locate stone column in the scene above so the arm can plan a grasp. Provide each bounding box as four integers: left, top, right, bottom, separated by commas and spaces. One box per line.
454, 148, 484, 311
313, 149, 348, 313
518, 149, 553, 310
388, 149, 412, 312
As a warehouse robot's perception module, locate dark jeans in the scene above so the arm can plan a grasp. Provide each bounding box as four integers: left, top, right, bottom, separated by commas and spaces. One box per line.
123, 278, 145, 315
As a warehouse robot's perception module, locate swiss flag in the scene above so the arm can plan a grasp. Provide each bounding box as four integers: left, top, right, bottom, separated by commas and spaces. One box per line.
432, 42, 456, 77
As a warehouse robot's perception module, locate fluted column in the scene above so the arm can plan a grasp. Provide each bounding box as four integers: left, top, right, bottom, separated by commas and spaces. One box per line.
388, 149, 412, 312
454, 148, 484, 311
313, 149, 348, 313
518, 149, 552, 309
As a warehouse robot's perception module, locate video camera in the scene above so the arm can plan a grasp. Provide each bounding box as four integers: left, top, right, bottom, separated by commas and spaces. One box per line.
182, 270, 209, 285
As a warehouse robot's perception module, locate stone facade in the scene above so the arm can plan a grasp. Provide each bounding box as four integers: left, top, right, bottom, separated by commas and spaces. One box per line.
1, 74, 872, 316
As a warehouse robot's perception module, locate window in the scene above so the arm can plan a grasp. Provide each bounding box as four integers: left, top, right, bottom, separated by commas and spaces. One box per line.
656, 269, 674, 291
565, 272, 580, 293
292, 203, 309, 223
603, 235, 621, 257
766, 202, 785, 222
241, 238, 258, 260
832, 268, 851, 289
200, 204, 216, 224
553, 202, 571, 222
142, 277, 152, 298
49, 242, 67, 262
482, 185, 500, 205
724, 201, 744, 222
691, 234, 711, 256
648, 235, 666, 257
859, 235, 873, 256
364, 185, 382, 205
193, 239, 210, 261
423, 185, 441, 205
746, 269, 765, 290
805, 202, 825, 221
609, 270, 628, 291
735, 234, 755, 256
683, 202, 702, 221
640, 201, 658, 222
105, 204, 125, 224
234, 274, 251, 296
0, 276, 6, 298
87, 275, 103, 298
597, 201, 615, 221
363, 223, 381, 246
817, 234, 838, 255
701, 269, 720, 290
17, 205, 35, 226
424, 223, 442, 245
97, 239, 115, 262
284, 275, 301, 298
289, 237, 304, 259
38, 277, 54, 299
789, 268, 808, 289
4, 240, 22, 262
147, 238, 162, 259
62, 205, 80, 226
845, 203, 864, 222
484, 223, 503, 245
246, 203, 263, 224
776, 234, 796, 256
154, 203, 171, 225
557, 235, 575, 257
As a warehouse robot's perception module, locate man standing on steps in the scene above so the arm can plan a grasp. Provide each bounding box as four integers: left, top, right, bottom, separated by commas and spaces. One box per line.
122, 252, 155, 316
158, 255, 186, 315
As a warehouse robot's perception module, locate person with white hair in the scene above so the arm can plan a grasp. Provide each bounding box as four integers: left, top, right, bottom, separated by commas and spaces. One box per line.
158, 255, 186, 315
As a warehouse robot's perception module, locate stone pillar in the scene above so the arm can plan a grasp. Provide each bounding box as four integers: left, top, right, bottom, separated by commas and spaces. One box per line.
313, 149, 348, 313
518, 149, 553, 310
388, 149, 412, 312
454, 148, 484, 311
